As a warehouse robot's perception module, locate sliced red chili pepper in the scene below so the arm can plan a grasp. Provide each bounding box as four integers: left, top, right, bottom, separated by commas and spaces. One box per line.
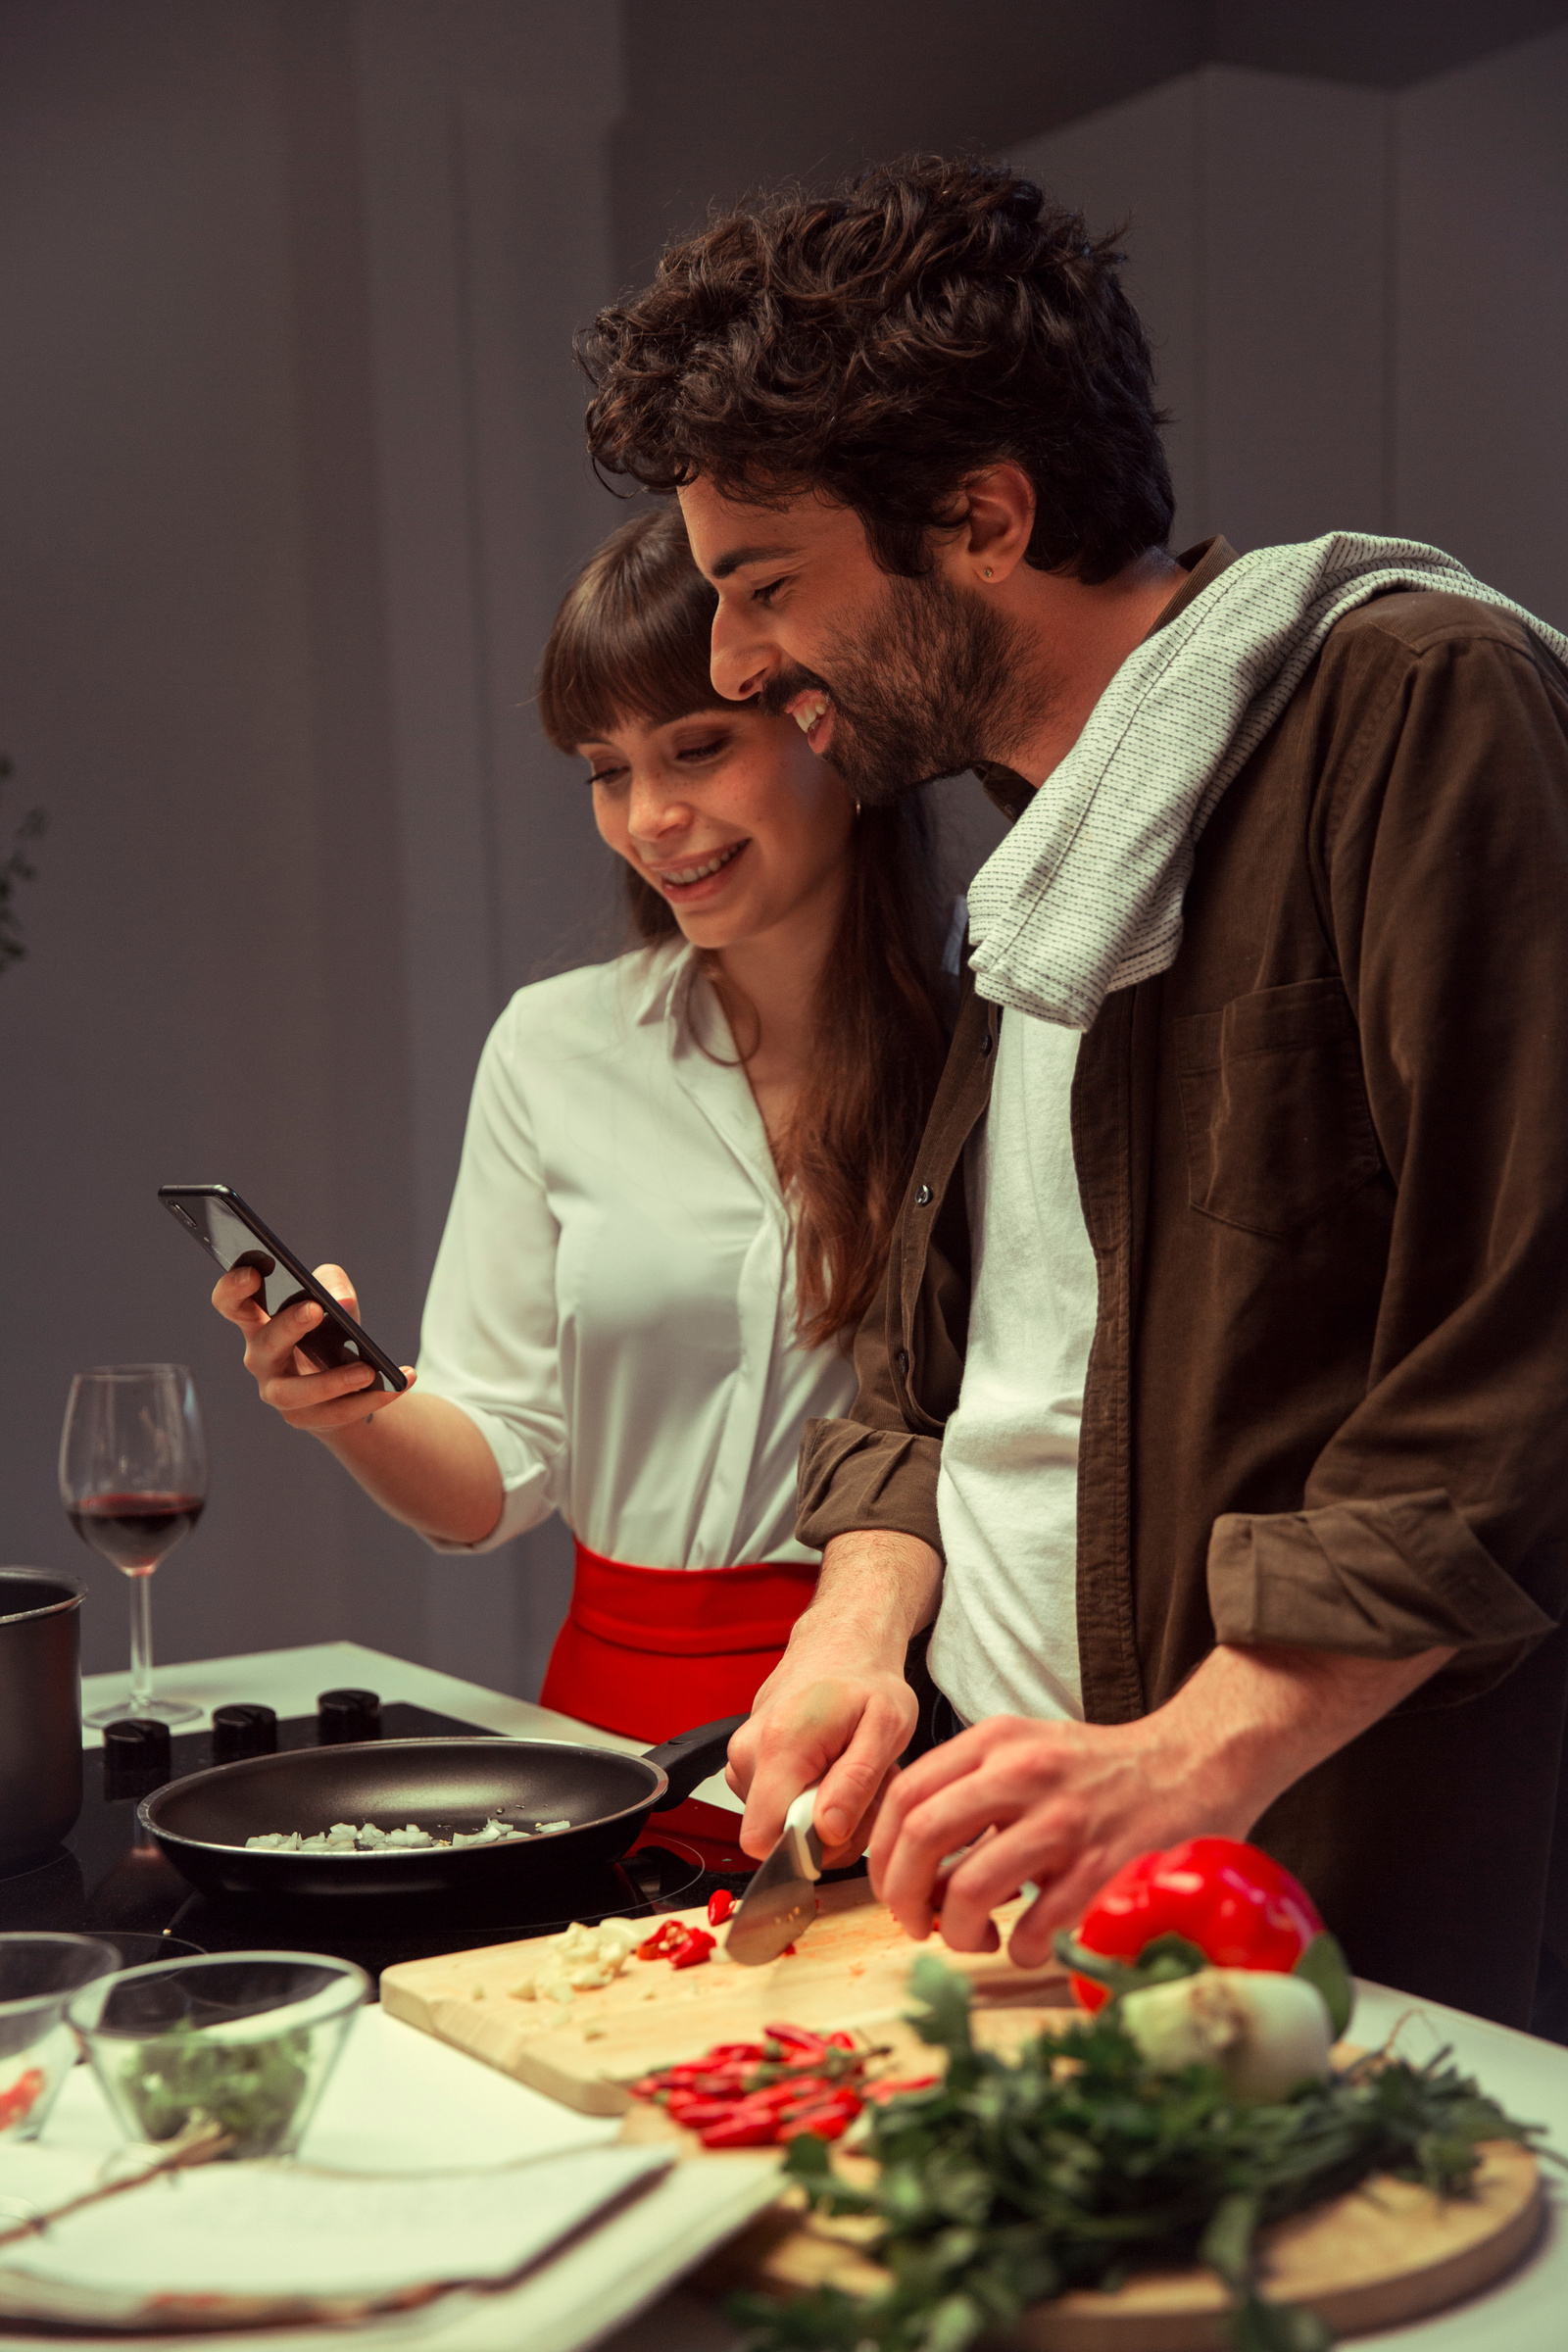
780, 2083, 860, 2114
636, 1920, 690, 1961
707, 1888, 736, 1925
824, 2031, 857, 2052
669, 1928, 716, 1971
700, 2113, 781, 2148
751, 2081, 819, 2112
779, 2109, 854, 2142
0, 2068, 45, 2129
763, 2024, 826, 2059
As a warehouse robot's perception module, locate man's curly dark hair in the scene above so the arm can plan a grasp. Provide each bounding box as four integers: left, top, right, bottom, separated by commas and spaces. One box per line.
578, 156, 1175, 586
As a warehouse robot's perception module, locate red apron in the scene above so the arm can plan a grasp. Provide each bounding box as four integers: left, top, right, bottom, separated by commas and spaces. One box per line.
540, 1543, 816, 1874
540, 1541, 816, 1741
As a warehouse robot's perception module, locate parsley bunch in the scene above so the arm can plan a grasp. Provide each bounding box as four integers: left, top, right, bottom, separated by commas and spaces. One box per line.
732, 1956, 1544, 2352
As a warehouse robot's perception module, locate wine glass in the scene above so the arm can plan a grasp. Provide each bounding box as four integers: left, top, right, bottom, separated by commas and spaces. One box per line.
60, 1366, 208, 1728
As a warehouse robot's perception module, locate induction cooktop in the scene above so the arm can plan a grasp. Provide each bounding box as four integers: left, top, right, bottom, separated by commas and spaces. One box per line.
0, 1697, 732, 1984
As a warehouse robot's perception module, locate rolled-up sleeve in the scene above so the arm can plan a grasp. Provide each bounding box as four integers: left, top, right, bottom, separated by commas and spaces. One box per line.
797, 1250, 947, 1555
416, 1018, 566, 1553
1207, 626, 1568, 1698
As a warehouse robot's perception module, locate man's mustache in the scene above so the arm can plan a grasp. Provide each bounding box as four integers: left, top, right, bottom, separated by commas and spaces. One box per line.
755, 663, 835, 720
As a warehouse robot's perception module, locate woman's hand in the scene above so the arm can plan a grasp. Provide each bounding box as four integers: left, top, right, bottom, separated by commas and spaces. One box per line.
212, 1262, 416, 1435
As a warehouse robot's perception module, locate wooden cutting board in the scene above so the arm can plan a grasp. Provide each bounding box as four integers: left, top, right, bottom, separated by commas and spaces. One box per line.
379, 1877, 1068, 2115
696, 2141, 1540, 2350
673, 2009, 1543, 2349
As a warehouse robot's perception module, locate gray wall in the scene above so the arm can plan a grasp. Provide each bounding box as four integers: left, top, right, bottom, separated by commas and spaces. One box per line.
2, 2, 1564, 1701
612, 0, 1568, 287
0, 0, 620, 1687
1009, 29, 1568, 625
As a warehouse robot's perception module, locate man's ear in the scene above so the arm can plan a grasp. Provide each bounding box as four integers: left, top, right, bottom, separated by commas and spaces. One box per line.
949, 463, 1036, 586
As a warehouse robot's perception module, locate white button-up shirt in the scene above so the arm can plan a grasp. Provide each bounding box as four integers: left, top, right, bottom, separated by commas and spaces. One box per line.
416, 937, 857, 1566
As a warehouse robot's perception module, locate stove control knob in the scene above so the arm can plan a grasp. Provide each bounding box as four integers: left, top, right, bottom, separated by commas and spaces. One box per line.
102, 1716, 172, 1799
212, 1702, 278, 1761
318, 1687, 380, 1743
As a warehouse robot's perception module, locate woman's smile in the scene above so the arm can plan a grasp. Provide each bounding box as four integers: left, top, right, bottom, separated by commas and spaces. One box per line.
648, 838, 750, 900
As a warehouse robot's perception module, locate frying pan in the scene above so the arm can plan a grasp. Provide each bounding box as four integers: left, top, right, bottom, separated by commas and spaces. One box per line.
139, 1718, 742, 1900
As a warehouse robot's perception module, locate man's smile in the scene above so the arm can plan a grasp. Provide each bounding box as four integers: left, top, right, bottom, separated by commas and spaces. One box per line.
784, 689, 835, 755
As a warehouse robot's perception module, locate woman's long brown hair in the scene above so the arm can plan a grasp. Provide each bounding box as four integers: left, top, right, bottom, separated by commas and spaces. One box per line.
539, 502, 947, 1351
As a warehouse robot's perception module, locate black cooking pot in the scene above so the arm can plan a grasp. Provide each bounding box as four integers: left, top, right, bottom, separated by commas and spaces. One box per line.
141, 1716, 744, 1899
0, 1569, 85, 1872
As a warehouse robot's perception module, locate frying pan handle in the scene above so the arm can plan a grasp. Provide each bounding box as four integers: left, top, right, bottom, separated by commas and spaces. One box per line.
644, 1715, 747, 1809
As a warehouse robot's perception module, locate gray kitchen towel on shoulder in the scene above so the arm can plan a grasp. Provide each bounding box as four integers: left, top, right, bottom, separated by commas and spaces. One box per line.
965, 533, 1568, 1032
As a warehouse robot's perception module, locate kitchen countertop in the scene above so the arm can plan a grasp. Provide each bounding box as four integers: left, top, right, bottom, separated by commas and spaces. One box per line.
24, 1994, 778, 2352
68, 1644, 1568, 2348
79, 1638, 745, 1814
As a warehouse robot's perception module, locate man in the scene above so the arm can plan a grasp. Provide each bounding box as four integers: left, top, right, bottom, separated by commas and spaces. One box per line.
578, 158, 1568, 2027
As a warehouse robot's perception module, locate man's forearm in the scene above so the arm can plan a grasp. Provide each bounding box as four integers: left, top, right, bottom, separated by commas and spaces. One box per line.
791, 1527, 944, 1669
1168, 1638, 1458, 1833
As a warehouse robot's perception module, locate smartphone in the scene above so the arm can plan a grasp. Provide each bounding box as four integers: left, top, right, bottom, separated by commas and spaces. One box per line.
158, 1185, 408, 1394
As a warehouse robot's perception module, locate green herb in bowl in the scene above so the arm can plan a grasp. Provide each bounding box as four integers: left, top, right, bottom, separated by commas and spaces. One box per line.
117, 2020, 314, 2158
68, 1951, 367, 2163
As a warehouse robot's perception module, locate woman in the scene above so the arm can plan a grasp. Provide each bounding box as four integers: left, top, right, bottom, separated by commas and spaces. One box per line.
213, 504, 946, 1742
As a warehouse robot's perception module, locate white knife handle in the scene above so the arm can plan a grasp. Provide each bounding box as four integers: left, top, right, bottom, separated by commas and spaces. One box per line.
785, 1786, 823, 1883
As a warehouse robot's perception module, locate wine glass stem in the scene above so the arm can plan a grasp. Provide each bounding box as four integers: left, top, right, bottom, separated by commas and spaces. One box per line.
128, 1574, 155, 1710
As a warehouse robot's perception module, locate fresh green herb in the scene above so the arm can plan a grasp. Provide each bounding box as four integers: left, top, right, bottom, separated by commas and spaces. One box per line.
120, 2023, 312, 2159
731, 1957, 1547, 2352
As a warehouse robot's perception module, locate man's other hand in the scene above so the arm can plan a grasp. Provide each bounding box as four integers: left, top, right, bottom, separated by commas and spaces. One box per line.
866, 1712, 1219, 1967
866, 1642, 1456, 1969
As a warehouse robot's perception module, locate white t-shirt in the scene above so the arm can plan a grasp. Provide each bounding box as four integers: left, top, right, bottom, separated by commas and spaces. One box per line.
416, 937, 856, 1567
928, 1009, 1097, 1724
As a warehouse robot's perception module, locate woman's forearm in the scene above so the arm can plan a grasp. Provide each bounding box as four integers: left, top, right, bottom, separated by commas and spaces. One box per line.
318, 1391, 506, 1546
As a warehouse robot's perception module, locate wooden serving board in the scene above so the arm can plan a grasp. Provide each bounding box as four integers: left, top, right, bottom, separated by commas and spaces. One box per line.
680, 2009, 1543, 2350
379, 1877, 1068, 2115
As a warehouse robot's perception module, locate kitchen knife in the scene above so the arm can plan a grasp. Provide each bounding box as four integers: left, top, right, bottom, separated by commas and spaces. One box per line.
725, 1786, 822, 1966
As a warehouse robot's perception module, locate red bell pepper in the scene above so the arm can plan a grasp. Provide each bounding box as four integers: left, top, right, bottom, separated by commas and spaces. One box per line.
1068, 1837, 1324, 2013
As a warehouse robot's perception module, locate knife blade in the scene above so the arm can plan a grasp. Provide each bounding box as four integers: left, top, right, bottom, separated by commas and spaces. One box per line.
725, 1786, 823, 1967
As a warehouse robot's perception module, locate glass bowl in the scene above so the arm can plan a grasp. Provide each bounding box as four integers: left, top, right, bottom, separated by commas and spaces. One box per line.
0, 1932, 122, 2141
67, 1950, 368, 2160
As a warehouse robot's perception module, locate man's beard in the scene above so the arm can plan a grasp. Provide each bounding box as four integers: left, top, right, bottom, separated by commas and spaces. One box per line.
757, 566, 1054, 806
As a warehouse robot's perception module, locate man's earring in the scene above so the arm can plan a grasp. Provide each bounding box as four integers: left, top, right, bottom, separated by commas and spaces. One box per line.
983, 567, 994, 580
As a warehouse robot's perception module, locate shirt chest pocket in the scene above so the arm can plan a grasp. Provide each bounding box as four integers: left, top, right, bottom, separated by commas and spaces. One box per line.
1176, 977, 1383, 1239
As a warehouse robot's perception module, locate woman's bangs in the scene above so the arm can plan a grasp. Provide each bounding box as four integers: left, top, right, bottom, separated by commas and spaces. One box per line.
539, 507, 726, 752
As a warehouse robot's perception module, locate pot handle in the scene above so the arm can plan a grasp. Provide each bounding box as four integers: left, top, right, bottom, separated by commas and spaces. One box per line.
644, 1715, 747, 1809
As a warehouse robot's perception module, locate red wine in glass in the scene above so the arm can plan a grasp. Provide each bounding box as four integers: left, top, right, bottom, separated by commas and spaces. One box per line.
60, 1365, 208, 1727
67, 1493, 205, 1574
